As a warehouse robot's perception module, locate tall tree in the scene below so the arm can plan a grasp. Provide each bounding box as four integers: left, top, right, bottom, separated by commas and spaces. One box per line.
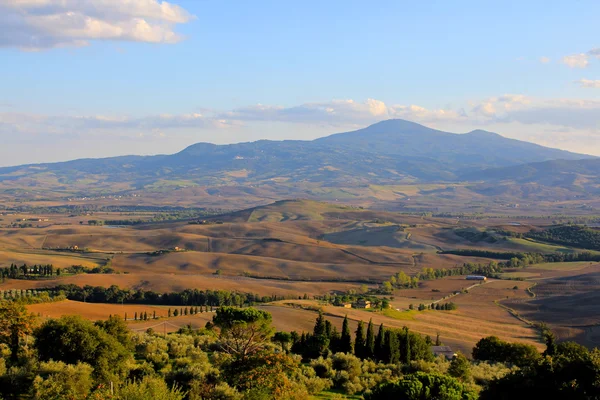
385, 330, 400, 364
0, 301, 37, 363
365, 318, 375, 359
339, 316, 353, 354
374, 323, 386, 362
403, 327, 411, 364
212, 307, 275, 362
313, 312, 327, 337
354, 320, 366, 358
34, 315, 130, 382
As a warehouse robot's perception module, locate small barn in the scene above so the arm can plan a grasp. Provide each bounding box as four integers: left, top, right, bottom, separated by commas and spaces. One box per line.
354, 299, 371, 309
466, 275, 487, 281
431, 346, 457, 360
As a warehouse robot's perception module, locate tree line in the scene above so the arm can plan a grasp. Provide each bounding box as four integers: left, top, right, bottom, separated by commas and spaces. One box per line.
52, 284, 290, 306
3, 300, 600, 399
526, 225, 600, 252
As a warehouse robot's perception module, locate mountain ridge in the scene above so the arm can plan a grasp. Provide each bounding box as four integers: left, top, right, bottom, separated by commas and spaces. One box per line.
0, 119, 596, 208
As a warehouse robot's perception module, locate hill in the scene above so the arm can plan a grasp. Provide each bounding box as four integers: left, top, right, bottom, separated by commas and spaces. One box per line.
0, 119, 594, 210
464, 159, 600, 198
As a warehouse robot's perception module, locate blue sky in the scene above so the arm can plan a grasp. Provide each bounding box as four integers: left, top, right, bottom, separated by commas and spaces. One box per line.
1, 0, 599, 165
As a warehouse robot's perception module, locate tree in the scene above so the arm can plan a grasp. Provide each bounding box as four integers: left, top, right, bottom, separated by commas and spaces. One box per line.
448, 352, 471, 382
212, 307, 275, 362
365, 372, 477, 400
34, 315, 130, 382
375, 323, 386, 362
94, 314, 131, 349
365, 318, 375, 359
354, 320, 366, 358
32, 361, 94, 400
481, 346, 600, 400
273, 331, 292, 353
339, 316, 353, 354
118, 376, 185, 400
384, 330, 400, 364
0, 301, 37, 363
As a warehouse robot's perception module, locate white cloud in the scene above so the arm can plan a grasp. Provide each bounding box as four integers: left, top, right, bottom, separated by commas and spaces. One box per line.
561, 53, 589, 68
1, 96, 600, 158
539, 56, 550, 63
576, 79, 600, 88
222, 99, 465, 126
0, 0, 194, 50
589, 48, 600, 58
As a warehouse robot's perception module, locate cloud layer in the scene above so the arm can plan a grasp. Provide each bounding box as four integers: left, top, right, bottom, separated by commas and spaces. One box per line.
2, 95, 599, 134
0, 0, 194, 50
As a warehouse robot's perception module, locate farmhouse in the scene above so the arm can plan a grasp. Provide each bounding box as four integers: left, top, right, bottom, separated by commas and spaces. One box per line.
466, 275, 487, 281
354, 299, 371, 309
342, 303, 352, 308
431, 346, 457, 360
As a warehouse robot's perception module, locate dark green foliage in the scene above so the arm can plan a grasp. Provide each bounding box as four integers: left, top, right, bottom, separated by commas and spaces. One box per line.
365, 372, 477, 400
527, 225, 600, 251
481, 344, 600, 400
339, 316, 353, 354
448, 352, 471, 381
51, 284, 276, 306
375, 324, 386, 362
273, 331, 292, 352
365, 319, 375, 359
473, 336, 540, 367
34, 315, 130, 382
383, 330, 400, 364
213, 307, 275, 362
94, 315, 131, 349
354, 320, 366, 358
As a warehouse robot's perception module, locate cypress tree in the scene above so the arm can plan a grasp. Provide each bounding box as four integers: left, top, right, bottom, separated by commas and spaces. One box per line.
310, 312, 330, 359
325, 320, 332, 339
134, 312, 137, 321
403, 327, 411, 364
365, 318, 375, 359
124, 313, 127, 321
385, 330, 400, 364
330, 326, 341, 353
313, 312, 327, 337
340, 316, 353, 354
153, 311, 156, 319
168, 308, 172, 318
375, 323, 385, 362
354, 320, 366, 358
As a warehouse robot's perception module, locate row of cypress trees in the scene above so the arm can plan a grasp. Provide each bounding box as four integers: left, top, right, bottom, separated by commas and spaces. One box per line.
290, 312, 435, 363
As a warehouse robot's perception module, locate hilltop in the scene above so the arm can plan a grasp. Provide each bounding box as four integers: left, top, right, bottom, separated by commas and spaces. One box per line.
0, 119, 595, 211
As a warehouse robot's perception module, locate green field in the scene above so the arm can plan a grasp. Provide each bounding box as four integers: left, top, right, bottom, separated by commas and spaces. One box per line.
498, 272, 540, 279
532, 261, 596, 271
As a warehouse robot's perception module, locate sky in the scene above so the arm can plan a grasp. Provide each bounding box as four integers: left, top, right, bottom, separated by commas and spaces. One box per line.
1, 0, 599, 166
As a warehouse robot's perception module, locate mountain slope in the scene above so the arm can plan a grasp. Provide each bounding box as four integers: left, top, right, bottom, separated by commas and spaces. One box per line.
0, 119, 593, 204
463, 159, 600, 196
316, 119, 587, 167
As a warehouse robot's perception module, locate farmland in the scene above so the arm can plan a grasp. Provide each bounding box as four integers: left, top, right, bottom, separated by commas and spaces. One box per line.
2, 199, 600, 353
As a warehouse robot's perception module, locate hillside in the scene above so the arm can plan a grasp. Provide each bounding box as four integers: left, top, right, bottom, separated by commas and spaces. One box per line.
0, 119, 595, 210
0, 119, 589, 186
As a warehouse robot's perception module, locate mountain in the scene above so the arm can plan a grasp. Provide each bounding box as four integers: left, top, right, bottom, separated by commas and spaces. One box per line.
0, 119, 595, 207
462, 158, 600, 197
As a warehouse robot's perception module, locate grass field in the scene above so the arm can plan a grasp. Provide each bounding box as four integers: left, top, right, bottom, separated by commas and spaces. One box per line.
531, 261, 595, 271
498, 272, 541, 279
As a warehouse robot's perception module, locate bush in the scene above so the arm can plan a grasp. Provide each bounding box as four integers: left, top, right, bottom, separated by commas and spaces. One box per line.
32, 361, 94, 400
118, 376, 185, 400
364, 372, 477, 400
